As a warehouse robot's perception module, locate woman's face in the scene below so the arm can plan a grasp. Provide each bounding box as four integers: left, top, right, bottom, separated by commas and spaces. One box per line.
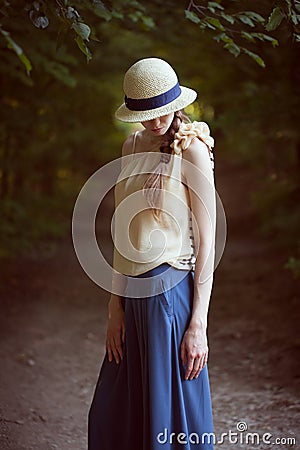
141, 113, 174, 136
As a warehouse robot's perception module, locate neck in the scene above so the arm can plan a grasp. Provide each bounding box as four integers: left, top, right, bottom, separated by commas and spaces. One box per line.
141, 129, 164, 148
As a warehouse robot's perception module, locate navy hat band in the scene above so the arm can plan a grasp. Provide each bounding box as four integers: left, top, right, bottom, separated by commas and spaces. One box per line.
125, 82, 181, 112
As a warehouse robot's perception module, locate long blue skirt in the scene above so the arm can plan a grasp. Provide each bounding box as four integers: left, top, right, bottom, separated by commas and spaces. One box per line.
88, 263, 214, 450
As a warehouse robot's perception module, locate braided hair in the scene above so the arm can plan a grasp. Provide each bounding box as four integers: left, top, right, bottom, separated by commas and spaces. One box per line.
142, 110, 190, 221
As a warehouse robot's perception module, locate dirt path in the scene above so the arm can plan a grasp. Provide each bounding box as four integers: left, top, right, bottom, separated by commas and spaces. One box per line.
0, 156, 299, 450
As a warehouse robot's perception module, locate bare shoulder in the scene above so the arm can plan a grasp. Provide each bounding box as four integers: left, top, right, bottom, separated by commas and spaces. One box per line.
182, 137, 210, 162
181, 137, 212, 177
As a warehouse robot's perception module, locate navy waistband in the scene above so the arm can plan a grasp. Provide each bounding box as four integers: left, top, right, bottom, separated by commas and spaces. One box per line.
124, 263, 192, 298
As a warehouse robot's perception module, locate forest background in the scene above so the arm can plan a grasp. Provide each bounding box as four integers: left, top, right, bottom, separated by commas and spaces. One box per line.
0, 0, 299, 276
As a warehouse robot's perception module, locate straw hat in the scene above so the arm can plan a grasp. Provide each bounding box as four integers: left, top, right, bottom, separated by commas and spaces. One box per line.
115, 58, 197, 123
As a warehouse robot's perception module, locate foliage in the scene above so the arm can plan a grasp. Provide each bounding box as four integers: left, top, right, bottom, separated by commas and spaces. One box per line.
185, 0, 300, 66
0, 25, 32, 73
0, 191, 71, 258
0, 0, 299, 74
0, 0, 155, 71
0, 0, 299, 278
186, 0, 279, 67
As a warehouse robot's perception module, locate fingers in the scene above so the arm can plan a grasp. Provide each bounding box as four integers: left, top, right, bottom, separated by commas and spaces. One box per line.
184, 352, 208, 380
114, 336, 122, 363
106, 336, 119, 363
186, 356, 201, 380
106, 329, 125, 364
107, 340, 113, 363
194, 354, 207, 379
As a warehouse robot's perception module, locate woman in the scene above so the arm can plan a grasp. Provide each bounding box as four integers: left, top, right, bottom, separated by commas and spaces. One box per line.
88, 57, 216, 450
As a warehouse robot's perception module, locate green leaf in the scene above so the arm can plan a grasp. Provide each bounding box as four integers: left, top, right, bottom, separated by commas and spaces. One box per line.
128, 11, 155, 28
241, 31, 256, 42
3, 32, 22, 55
206, 17, 225, 31
220, 12, 235, 24
238, 14, 255, 27
242, 11, 265, 24
18, 52, 33, 74
94, 8, 112, 21
250, 33, 265, 41
295, 2, 300, 14
221, 34, 233, 44
291, 12, 299, 25
126, 0, 145, 11
92, 1, 112, 21
266, 7, 285, 31
252, 33, 279, 47
208, 2, 224, 11
213, 33, 233, 44
224, 42, 241, 57
204, 21, 216, 30
75, 36, 92, 61
89, 30, 101, 42
72, 22, 91, 41
141, 15, 155, 28
111, 10, 124, 20
213, 33, 223, 43
128, 11, 142, 22
0, 28, 32, 74
185, 10, 201, 24
243, 48, 266, 67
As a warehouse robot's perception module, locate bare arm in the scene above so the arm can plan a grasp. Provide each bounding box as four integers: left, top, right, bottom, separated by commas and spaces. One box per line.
110, 132, 136, 297
180, 138, 216, 379
107, 133, 136, 363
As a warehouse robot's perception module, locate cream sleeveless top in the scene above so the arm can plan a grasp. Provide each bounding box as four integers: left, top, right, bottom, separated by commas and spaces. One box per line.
112, 121, 215, 276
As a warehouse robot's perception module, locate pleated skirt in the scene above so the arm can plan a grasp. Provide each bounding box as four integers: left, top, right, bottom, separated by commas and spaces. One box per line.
88, 263, 214, 450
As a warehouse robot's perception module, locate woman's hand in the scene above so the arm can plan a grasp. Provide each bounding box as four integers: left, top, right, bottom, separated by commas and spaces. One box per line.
180, 323, 208, 380
106, 295, 125, 364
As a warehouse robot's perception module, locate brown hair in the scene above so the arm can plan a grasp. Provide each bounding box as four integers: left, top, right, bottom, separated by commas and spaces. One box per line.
159, 110, 189, 156
142, 110, 190, 221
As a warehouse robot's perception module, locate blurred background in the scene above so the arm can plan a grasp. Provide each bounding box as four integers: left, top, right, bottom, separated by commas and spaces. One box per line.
0, 1, 299, 449
0, 0, 299, 262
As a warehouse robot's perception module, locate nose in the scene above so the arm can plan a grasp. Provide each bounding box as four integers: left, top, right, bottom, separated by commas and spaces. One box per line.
151, 118, 160, 128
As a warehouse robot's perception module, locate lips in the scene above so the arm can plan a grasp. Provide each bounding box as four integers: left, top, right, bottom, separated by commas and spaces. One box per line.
152, 127, 163, 133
